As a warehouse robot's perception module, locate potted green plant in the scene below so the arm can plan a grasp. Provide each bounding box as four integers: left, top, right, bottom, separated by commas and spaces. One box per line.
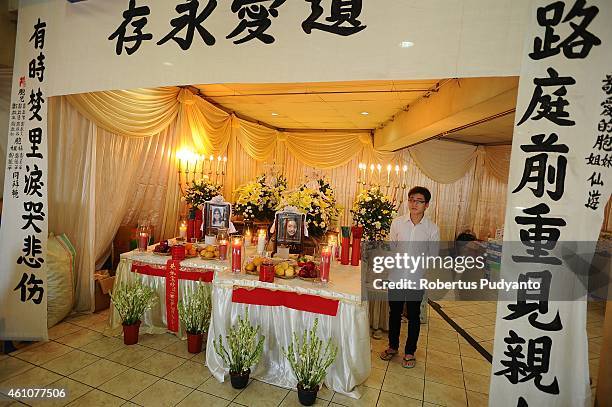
213, 310, 265, 389
283, 319, 338, 406
178, 282, 212, 353
110, 280, 157, 345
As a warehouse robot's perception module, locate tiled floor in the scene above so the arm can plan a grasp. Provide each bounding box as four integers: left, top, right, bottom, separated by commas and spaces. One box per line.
0, 302, 605, 407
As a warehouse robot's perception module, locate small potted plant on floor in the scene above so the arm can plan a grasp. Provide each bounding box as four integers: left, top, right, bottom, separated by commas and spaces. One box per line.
110, 280, 157, 345
213, 310, 265, 389
178, 282, 212, 353
283, 319, 338, 406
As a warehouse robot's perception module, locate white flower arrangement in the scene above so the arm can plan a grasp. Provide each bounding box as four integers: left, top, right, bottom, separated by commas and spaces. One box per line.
178, 282, 212, 335
213, 310, 265, 374
110, 280, 157, 325
350, 187, 397, 241
234, 175, 287, 221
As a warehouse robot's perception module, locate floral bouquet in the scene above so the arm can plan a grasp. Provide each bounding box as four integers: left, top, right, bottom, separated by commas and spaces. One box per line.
278, 178, 340, 238
234, 174, 287, 221
350, 187, 396, 241
185, 179, 222, 208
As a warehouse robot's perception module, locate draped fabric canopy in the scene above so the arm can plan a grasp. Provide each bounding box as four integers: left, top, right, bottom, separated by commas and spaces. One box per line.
48, 86, 516, 313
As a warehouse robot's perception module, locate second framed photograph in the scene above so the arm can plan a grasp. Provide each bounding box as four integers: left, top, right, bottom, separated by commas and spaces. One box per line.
205, 202, 231, 234
275, 211, 304, 245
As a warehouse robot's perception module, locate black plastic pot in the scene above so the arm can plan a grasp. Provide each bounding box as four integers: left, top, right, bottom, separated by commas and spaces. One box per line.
297, 383, 319, 406
229, 369, 250, 389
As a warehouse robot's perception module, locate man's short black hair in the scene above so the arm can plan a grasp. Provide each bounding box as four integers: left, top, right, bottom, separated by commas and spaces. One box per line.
408, 186, 431, 202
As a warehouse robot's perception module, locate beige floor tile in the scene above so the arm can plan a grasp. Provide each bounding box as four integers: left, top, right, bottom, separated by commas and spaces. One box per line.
131, 378, 192, 407
177, 390, 231, 407
13, 342, 73, 366
161, 340, 199, 360
279, 390, 330, 406
467, 327, 495, 342
0, 366, 61, 392
197, 375, 247, 401
98, 368, 158, 400
426, 350, 462, 371
107, 345, 157, 367
370, 352, 389, 371
425, 364, 464, 389
363, 368, 385, 390
0, 358, 35, 382
381, 372, 424, 400
41, 350, 100, 376
138, 334, 181, 351
460, 357, 491, 377
80, 337, 125, 357
376, 391, 422, 407
477, 341, 494, 355
134, 351, 186, 377
427, 319, 455, 332
66, 389, 124, 407
68, 359, 128, 387
48, 322, 83, 341
428, 328, 459, 342
463, 372, 489, 395
458, 344, 482, 360
466, 390, 488, 407
387, 357, 426, 379
331, 385, 379, 407
65, 313, 107, 328
28, 377, 92, 407
423, 381, 467, 407
165, 360, 212, 388
449, 317, 478, 329
426, 338, 460, 355
56, 329, 104, 349
233, 380, 289, 407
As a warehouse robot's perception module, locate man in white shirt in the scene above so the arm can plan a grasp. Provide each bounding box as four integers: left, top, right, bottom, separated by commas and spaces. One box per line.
380, 186, 440, 368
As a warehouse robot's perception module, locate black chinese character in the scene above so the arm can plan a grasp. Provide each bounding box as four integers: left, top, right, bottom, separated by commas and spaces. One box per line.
17, 235, 45, 269
28, 52, 45, 83
603, 74, 612, 95
109, 0, 153, 55
602, 96, 612, 117
513, 203, 566, 265
27, 127, 43, 159
530, 0, 600, 60
598, 118, 612, 133
585, 190, 601, 210
22, 201, 45, 233
158, 0, 217, 50
227, 0, 286, 44
24, 164, 44, 198
587, 171, 603, 186
302, 0, 366, 36
518, 397, 529, 407
513, 133, 568, 201
28, 88, 44, 121
14, 272, 44, 304
495, 330, 559, 395
517, 68, 576, 127
29, 18, 46, 49
593, 134, 612, 151
504, 270, 562, 331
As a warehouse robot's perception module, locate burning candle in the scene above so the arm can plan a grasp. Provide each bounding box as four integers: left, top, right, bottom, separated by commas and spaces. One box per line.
377, 164, 382, 183
244, 230, 252, 248
218, 239, 228, 261
231, 236, 243, 273
402, 164, 408, 185
386, 164, 391, 184
395, 164, 399, 181
257, 229, 266, 254
320, 245, 331, 283
369, 163, 375, 184
138, 231, 149, 252
179, 221, 187, 240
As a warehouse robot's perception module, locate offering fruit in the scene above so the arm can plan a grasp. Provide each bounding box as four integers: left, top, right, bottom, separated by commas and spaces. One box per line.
298, 261, 317, 279
245, 263, 256, 272
285, 266, 295, 277
153, 240, 170, 254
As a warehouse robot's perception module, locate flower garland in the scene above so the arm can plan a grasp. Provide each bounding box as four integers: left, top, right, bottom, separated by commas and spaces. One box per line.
350, 187, 396, 241
185, 179, 222, 208
234, 175, 288, 221
278, 178, 340, 238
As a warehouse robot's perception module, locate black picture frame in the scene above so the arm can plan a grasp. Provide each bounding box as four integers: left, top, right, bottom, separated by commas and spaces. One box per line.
275, 212, 304, 245
205, 202, 230, 234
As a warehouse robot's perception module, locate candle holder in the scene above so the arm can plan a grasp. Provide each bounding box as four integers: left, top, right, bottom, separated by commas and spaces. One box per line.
231, 235, 244, 273
357, 162, 408, 208
177, 150, 227, 198
137, 224, 150, 252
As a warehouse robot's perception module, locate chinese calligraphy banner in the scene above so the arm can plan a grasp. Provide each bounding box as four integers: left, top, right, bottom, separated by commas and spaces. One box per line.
489, 0, 611, 406
0, 1, 53, 340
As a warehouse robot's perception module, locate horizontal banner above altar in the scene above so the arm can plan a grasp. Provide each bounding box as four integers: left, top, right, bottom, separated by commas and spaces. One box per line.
38, 0, 531, 96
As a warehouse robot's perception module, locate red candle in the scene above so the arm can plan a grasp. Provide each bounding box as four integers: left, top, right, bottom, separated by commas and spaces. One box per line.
259, 262, 275, 283
320, 246, 331, 283
138, 232, 149, 252
218, 240, 228, 261
231, 237, 242, 273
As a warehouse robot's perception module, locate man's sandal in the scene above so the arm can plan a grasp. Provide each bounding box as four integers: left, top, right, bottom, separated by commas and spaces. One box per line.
379, 348, 398, 361
402, 355, 416, 368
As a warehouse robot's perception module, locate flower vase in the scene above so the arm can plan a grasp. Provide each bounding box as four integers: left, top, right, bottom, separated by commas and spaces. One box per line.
122, 321, 141, 345
194, 209, 203, 240
230, 369, 250, 389
297, 383, 319, 406
187, 207, 196, 241
351, 226, 364, 266
187, 332, 204, 354
340, 226, 351, 265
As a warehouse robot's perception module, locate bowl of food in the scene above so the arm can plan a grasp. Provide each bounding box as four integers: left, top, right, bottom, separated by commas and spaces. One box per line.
298, 261, 319, 281
152, 240, 171, 256
199, 244, 220, 260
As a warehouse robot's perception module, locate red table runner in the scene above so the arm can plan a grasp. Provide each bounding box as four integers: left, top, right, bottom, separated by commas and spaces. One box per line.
232, 287, 339, 317
131, 260, 214, 332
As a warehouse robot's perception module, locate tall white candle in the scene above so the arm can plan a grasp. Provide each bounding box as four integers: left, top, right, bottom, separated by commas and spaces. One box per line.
257, 230, 266, 254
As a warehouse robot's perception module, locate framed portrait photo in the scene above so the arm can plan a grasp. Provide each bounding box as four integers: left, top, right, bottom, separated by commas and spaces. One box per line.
275, 211, 304, 245
205, 202, 230, 234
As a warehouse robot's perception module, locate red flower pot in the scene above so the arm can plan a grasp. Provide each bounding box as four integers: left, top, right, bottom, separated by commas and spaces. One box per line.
122, 321, 141, 345
187, 332, 204, 354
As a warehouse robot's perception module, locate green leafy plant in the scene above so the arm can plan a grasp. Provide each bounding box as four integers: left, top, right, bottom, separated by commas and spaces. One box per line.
282, 318, 338, 391
185, 179, 222, 208
350, 187, 396, 241
213, 310, 265, 374
110, 280, 157, 325
178, 282, 212, 334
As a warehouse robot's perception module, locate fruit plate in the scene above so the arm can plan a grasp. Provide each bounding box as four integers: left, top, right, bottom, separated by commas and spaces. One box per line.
298, 276, 317, 282
152, 251, 171, 256
199, 254, 220, 261
185, 254, 198, 259
245, 269, 259, 276
276, 274, 297, 280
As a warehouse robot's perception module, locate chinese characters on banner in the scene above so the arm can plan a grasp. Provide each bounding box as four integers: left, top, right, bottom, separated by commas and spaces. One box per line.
108, 0, 367, 55
0, 3, 51, 340
489, 0, 611, 406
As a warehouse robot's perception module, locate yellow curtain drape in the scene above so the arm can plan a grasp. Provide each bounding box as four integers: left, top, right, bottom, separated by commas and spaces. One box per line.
484, 144, 511, 184
66, 87, 181, 138
408, 140, 478, 184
